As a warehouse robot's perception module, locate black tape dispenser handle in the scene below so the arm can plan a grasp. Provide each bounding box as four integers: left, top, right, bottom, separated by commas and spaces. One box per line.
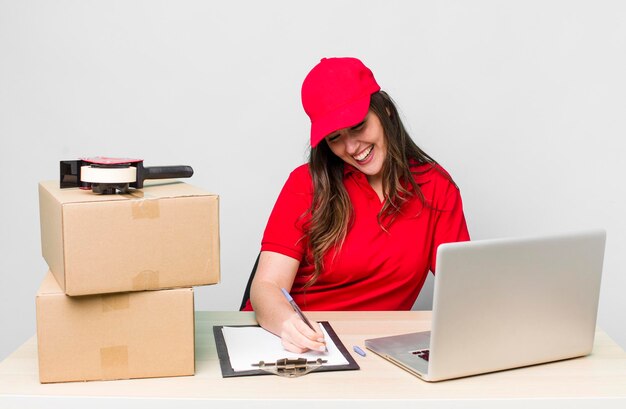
143, 165, 194, 180
134, 165, 194, 188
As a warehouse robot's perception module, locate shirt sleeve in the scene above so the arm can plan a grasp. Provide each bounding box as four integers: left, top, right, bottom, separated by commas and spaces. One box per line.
261, 166, 313, 262
429, 178, 470, 273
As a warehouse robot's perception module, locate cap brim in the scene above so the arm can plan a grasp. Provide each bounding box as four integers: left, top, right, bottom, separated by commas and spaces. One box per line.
310, 95, 371, 148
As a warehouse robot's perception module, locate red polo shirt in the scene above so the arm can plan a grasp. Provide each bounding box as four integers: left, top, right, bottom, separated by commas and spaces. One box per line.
244, 162, 469, 311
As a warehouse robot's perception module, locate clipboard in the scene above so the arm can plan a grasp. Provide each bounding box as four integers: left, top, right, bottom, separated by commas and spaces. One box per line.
213, 321, 360, 377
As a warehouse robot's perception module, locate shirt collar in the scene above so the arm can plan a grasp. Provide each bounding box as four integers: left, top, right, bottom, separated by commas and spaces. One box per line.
343, 163, 358, 176
341, 160, 434, 189
342, 160, 429, 177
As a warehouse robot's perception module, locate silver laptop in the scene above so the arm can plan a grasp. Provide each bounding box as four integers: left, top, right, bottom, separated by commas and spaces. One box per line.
365, 229, 606, 382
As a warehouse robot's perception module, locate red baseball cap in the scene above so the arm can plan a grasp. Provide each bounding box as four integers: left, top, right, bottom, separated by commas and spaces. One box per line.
301, 57, 381, 147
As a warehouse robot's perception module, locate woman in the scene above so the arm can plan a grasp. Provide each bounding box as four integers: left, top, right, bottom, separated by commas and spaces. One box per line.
242, 57, 470, 353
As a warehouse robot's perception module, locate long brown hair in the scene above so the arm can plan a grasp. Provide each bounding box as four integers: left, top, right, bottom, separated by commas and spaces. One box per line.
303, 91, 438, 288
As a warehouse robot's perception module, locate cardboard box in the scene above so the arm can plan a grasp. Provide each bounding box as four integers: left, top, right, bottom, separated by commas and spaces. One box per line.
39, 180, 220, 295
36, 271, 195, 383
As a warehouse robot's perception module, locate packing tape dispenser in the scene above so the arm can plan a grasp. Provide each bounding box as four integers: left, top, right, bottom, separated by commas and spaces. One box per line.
60, 157, 194, 194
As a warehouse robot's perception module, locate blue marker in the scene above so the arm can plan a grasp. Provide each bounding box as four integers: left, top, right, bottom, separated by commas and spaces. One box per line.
353, 345, 367, 357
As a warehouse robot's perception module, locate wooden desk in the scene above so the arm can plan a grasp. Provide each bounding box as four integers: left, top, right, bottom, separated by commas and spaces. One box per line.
1, 311, 626, 408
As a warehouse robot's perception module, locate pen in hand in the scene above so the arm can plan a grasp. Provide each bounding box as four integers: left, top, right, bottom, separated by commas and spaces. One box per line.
280, 288, 327, 351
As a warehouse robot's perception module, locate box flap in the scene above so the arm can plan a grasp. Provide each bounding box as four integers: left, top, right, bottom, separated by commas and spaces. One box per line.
37, 271, 64, 296
39, 180, 217, 205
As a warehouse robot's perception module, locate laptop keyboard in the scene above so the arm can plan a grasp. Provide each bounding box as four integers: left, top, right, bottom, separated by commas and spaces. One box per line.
411, 349, 430, 361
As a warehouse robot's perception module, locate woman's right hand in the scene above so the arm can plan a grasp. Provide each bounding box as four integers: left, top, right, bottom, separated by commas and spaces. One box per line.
250, 251, 328, 353
279, 313, 327, 353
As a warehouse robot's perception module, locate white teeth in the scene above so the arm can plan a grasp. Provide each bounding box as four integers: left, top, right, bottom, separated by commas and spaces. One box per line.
354, 145, 374, 161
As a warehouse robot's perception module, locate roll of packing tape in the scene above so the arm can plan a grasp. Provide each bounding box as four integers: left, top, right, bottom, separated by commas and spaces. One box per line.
81, 166, 137, 183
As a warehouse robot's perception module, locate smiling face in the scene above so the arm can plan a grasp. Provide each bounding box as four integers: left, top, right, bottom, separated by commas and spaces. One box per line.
324, 110, 387, 186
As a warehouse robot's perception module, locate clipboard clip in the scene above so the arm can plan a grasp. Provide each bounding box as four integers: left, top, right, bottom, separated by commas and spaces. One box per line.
252, 357, 327, 378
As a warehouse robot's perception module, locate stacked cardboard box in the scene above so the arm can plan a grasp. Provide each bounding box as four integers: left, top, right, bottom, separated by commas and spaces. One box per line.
36, 180, 220, 383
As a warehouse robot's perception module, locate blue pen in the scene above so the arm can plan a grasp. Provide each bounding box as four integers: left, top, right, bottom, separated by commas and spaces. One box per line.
281, 288, 316, 331
281, 288, 327, 351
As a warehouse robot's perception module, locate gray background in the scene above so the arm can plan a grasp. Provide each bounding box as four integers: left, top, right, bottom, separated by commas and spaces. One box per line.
1, 0, 625, 361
